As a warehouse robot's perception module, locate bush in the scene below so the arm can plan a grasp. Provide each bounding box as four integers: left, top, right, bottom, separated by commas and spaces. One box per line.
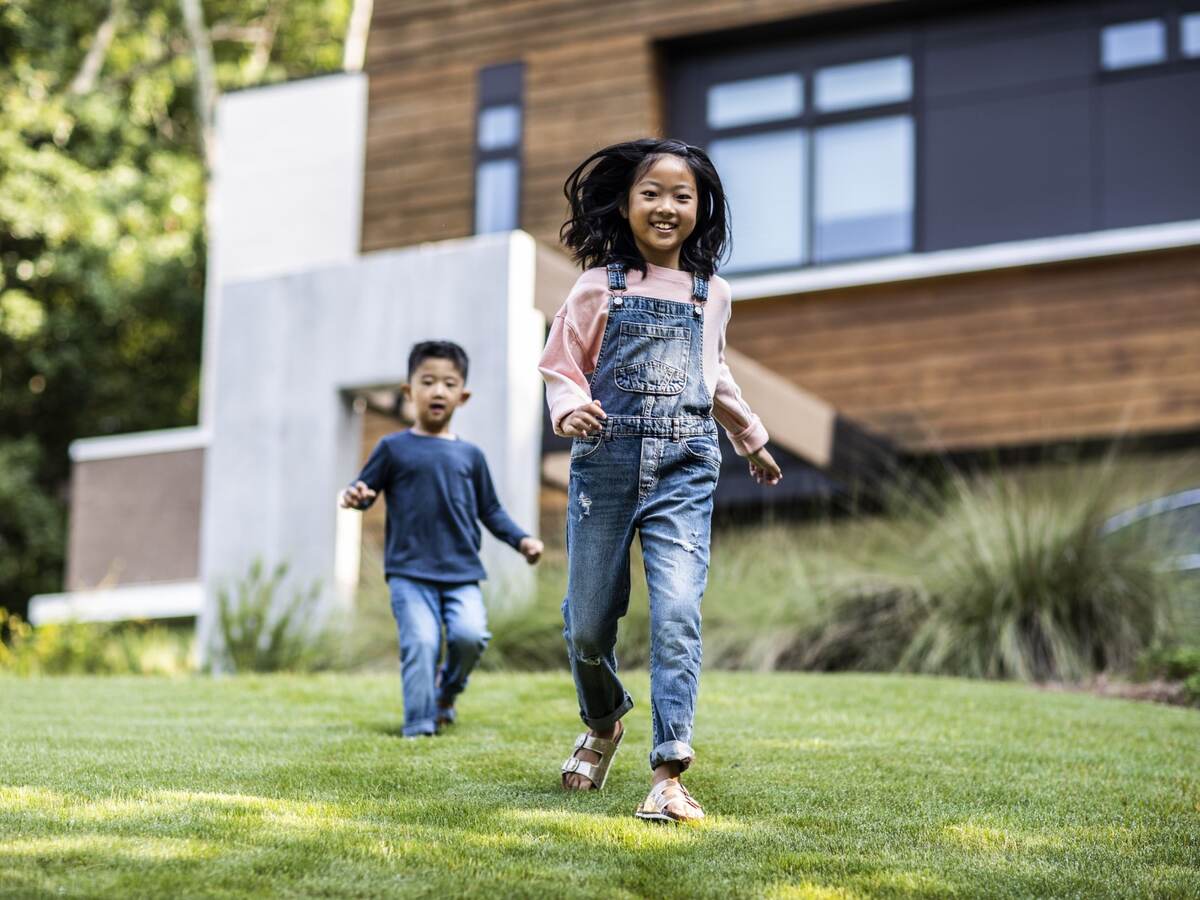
0, 608, 193, 676
487, 453, 1196, 685
893, 463, 1184, 682
207, 560, 334, 673
1138, 644, 1200, 702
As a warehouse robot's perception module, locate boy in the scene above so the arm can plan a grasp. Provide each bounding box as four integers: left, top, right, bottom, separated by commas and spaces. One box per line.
340, 340, 543, 737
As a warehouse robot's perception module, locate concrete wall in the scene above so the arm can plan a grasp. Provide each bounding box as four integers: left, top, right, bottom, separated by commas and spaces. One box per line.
202, 72, 368, 432
199, 231, 547, 633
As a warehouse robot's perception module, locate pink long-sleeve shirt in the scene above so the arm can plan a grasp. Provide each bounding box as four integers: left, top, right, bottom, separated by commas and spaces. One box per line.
538, 262, 769, 457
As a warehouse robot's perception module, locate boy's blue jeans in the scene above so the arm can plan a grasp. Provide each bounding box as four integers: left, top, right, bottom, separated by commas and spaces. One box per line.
387, 575, 490, 736
563, 429, 720, 771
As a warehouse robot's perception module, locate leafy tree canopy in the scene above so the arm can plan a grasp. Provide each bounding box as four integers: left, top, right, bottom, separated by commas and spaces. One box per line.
0, 0, 351, 613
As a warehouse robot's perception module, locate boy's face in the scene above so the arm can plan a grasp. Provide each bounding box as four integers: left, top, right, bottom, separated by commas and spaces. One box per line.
623, 154, 699, 270
404, 357, 470, 431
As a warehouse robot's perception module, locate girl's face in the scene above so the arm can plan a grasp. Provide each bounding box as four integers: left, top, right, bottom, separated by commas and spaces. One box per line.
623, 154, 698, 270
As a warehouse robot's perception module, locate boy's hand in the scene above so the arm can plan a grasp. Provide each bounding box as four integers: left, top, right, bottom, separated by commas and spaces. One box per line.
518, 536, 544, 565
560, 400, 606, 438
747, 448, 782, 486
339, 480, 377, 509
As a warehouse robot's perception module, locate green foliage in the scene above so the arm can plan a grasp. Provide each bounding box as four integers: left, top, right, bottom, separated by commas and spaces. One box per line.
0, 0, 350, 615
893, 463, 1179, 682
0, 607, 192, 675
1138, 643, 1200, 702
0, 438, 64, 605
208, 560, 332, 673
479, 455, 1197, 685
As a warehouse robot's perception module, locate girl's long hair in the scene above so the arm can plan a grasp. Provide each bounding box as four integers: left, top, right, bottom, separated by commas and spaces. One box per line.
559, 138, 730, 279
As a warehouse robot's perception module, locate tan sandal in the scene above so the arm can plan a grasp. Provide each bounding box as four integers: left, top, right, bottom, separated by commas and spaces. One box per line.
634, 780, 705, 823
560, 723, 623, 790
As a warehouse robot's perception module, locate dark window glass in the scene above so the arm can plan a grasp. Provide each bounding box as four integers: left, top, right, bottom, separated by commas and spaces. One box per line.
474, 63, 524, 235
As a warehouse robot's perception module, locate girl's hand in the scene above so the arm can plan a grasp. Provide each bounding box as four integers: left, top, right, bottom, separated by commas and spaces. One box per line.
747, 448, 782, 486
561, 400, 606, 437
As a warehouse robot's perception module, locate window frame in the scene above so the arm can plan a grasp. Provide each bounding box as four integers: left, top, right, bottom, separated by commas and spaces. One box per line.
670, 31, 919, 275
473, 62, 525, 235
1097, 2, 1200, 77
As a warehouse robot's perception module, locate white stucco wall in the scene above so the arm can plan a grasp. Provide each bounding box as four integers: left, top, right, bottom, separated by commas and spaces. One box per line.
199, 232, 547, 635
201, 72, 368, 432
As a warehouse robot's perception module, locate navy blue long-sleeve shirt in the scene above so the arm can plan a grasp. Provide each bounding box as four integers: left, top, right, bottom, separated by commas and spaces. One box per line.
351, 430, 528, 584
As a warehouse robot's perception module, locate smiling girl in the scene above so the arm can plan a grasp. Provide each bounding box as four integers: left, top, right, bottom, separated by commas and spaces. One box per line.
538, 139, 782, 822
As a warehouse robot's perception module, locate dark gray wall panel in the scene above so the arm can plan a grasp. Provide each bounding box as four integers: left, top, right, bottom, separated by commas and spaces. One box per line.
924, 22, 1093, 102
1100, 69, 1200, 229
922, 87, 1094, 250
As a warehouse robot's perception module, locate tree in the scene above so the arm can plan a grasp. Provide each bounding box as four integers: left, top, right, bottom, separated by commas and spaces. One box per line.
0, 0, 352, 615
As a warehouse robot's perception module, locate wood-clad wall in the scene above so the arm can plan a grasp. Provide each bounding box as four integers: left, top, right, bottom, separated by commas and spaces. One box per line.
362, 0, 885, 252
727, 248, 1200, 451
362, 1, 1200, 452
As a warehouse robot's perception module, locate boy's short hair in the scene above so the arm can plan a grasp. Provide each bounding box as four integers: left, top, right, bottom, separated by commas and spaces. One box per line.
408, 340, 469, 382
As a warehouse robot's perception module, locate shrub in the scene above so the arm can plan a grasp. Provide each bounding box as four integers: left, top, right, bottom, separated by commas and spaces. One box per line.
0, 608, 193, 676
207, 560, 332, 673
893, 463, 1182, 682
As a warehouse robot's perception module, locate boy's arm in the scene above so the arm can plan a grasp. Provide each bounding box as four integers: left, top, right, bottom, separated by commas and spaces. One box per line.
472, 450, 531, 550
340, 440, 390, 510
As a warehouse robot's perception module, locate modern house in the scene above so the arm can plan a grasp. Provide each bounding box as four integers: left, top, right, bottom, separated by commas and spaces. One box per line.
32, 0, 1200, 626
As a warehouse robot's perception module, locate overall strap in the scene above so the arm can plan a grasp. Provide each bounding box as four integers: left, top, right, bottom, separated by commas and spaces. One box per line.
692, 273, 709, 303
606, 262, 627, 292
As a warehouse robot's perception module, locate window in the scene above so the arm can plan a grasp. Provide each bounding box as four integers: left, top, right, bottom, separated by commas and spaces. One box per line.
814, 116, 913, 262
1183, 12, 1200, 57
474, 63, 524, 234
1101, 19, 1168, 69
707, 74, 803, 128
699, 53, 913, 273
709, 130, 807, 271
814, 55, 912, 113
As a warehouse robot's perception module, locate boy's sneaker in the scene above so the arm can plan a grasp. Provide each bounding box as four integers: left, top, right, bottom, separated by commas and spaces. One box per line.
436, 705, 456, 731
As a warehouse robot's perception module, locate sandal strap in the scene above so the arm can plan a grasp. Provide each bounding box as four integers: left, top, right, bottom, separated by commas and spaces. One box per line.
561, 757, 600, 782
649, 780, 703, 813
561, 726, 624, 790
579, 734, 618, 755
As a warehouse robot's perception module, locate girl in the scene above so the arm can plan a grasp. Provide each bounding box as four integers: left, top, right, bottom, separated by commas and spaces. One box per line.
538, 138, 782, 823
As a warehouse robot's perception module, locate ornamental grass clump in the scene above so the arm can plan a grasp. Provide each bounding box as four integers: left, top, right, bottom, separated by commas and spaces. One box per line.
897, 464, 1179, 682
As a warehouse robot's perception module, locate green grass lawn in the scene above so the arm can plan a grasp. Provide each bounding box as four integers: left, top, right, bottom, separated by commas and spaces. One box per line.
1, 672, 1198, 899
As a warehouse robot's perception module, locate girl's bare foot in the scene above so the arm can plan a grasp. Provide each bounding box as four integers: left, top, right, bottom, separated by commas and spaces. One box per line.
562, 720, 623, 790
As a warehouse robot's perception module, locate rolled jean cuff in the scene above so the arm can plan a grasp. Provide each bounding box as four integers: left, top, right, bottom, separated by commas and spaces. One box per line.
650, 740, 695, 772
403, 718, 437, 737
581, 692, 634, 733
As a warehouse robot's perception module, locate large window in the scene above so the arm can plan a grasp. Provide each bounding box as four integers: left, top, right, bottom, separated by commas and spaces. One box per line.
669, 1, 1200, 268
474, 62, 524, 235
694, 52, 914, 274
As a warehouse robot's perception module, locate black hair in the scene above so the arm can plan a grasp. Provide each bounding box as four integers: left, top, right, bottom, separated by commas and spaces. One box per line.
559, 138, 730, 279
407, 340, 469, 382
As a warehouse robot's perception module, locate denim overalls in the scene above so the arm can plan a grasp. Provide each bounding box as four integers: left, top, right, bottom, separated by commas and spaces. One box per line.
563, 262, 721, 772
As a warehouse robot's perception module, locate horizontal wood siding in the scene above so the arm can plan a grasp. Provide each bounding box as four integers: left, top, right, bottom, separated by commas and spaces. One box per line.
726, 248, 1200, 451
363, 1, 1200, 451
362, 0, 887, 251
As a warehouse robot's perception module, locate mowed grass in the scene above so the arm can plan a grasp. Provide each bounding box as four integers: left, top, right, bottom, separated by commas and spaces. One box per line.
1, 672, 1198, 899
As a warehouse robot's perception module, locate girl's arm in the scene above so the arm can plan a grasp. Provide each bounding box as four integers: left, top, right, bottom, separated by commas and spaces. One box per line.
538, 274, 609, 436
712, 305, 769, 457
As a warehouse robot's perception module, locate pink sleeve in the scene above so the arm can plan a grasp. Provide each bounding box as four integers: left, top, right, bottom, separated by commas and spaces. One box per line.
538, 274, 607, 436
712, 304, 769, 457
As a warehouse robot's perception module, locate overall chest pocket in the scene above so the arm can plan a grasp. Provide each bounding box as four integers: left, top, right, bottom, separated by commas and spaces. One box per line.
614, 321, 690, 395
